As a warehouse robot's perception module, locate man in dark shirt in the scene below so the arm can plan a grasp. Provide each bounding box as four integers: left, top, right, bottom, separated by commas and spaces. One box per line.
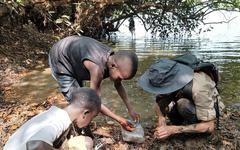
49, 36, 139, 131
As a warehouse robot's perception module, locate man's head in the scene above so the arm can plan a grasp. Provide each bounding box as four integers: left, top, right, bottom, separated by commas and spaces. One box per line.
138, 58, 193, 94
68, 87, 101, 128
108, 50, 138, 81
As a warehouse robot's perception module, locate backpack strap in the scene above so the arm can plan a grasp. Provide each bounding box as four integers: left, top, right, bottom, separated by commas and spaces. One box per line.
195, 62, 219, 86
214, 95, 220, 130
174, 80, 193, 101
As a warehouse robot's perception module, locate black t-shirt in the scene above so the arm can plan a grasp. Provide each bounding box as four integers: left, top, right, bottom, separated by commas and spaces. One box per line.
49, 36, 112, 81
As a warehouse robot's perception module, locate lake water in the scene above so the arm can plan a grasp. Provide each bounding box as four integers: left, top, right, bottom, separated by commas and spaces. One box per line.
6, 36, 240, 126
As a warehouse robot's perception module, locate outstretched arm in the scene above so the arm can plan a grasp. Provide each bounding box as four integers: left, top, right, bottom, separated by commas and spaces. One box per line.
177, 120, 215, 133
100, 104, 135, 131
114, 80, 140, 122
154, 120, 215, 140
154, 101, 215, 140
84, 60, 135, 131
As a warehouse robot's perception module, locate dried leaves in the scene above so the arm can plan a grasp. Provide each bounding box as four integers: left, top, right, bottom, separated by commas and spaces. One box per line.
0, 101, 51, 147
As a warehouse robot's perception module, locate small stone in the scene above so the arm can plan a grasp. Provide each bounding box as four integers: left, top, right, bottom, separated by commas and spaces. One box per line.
107, 121, 115, 125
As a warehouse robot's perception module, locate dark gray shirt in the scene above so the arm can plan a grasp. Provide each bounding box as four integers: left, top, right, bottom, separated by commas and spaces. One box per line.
49, 36, 112, 81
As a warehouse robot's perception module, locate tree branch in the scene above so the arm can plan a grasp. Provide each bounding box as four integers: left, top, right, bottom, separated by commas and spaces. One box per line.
203, 16, 237, 24
126, 3, 150, 31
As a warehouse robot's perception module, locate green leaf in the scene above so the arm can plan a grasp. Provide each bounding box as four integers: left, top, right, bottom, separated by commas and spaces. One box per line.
16, 0, 25, 5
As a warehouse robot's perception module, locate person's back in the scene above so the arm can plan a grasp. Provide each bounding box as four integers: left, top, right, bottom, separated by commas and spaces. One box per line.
4, 106, 71, 150
4, 87, 101, 150
49, 35, 112, 81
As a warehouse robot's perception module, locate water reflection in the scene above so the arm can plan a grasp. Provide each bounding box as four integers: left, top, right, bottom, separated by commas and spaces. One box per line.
106, 36, 240, 125
5, 36, 240, 126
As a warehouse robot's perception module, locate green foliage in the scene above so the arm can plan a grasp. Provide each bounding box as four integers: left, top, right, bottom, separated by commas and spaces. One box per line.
107, 0, 240, 38
2, 0, 240, 38
185, 0, 202, 5
16, 0, 24, 5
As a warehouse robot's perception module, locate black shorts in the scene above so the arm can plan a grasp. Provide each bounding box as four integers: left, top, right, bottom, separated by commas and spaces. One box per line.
49, 56, 83, 101
157, 98, 199, 125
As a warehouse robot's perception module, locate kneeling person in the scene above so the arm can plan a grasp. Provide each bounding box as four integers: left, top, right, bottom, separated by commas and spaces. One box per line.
4, 87, 101, 150
138, 58, 225, 140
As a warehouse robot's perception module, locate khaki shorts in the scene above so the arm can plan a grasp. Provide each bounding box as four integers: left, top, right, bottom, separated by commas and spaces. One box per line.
192, 72, 225, 121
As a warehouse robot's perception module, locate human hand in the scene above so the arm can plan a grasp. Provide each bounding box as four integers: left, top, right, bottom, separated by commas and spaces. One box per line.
119, 118, 135, 132
154, 125, 178, 140
128, 110, 140, 123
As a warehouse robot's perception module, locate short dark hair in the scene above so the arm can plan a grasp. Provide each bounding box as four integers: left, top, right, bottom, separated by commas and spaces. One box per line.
70, 87, 101, 112
114, 50, 138, 79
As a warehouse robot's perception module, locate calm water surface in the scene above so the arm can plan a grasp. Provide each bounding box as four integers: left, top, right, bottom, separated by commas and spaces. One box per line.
6, 37, 240, 126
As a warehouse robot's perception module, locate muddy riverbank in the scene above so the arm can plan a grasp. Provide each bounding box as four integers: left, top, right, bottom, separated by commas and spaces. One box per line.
0, 25, 240, 149
0, 99, 240, 149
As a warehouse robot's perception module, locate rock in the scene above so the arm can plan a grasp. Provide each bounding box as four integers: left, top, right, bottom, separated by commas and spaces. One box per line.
121, 122, 145, 143
230, 103, 240, 111
107, 121, 115, 125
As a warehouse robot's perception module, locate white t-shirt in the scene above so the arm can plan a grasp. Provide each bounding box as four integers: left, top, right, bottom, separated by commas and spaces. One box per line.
4, 106, 72, 150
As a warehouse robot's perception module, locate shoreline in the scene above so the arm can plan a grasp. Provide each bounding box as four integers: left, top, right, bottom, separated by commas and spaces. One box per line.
0, 25, 240, 150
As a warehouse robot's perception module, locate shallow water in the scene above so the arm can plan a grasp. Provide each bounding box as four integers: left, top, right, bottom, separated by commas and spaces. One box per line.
6, 37, 240, 126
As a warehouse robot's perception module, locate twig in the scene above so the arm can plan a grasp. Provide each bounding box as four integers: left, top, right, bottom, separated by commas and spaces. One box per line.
203, 16, 237, 24
0, 48, 15, 59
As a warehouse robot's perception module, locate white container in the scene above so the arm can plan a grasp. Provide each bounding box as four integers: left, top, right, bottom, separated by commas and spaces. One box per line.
121, 121, 145, 143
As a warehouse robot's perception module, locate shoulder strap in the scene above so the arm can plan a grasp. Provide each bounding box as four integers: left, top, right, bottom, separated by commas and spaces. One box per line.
195, 62, 219, 85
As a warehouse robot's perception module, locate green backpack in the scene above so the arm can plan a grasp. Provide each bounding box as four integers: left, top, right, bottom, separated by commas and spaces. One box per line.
172, 53, 219, 86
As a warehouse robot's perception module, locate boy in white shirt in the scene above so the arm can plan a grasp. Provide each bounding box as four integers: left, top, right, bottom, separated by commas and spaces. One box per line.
4, 87, 101, 150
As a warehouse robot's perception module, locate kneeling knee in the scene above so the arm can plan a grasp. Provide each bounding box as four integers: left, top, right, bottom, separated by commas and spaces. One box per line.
177, 98, 191, 109
177, 98, 196, 115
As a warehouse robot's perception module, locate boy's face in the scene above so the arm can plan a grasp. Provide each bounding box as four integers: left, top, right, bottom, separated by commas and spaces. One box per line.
109, 68, 123, 81
75, 110, 98, 128
109, 62, 132, 81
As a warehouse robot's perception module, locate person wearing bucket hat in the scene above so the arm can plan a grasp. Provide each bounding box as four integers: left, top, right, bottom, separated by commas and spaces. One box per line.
138, 58, 225, 140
